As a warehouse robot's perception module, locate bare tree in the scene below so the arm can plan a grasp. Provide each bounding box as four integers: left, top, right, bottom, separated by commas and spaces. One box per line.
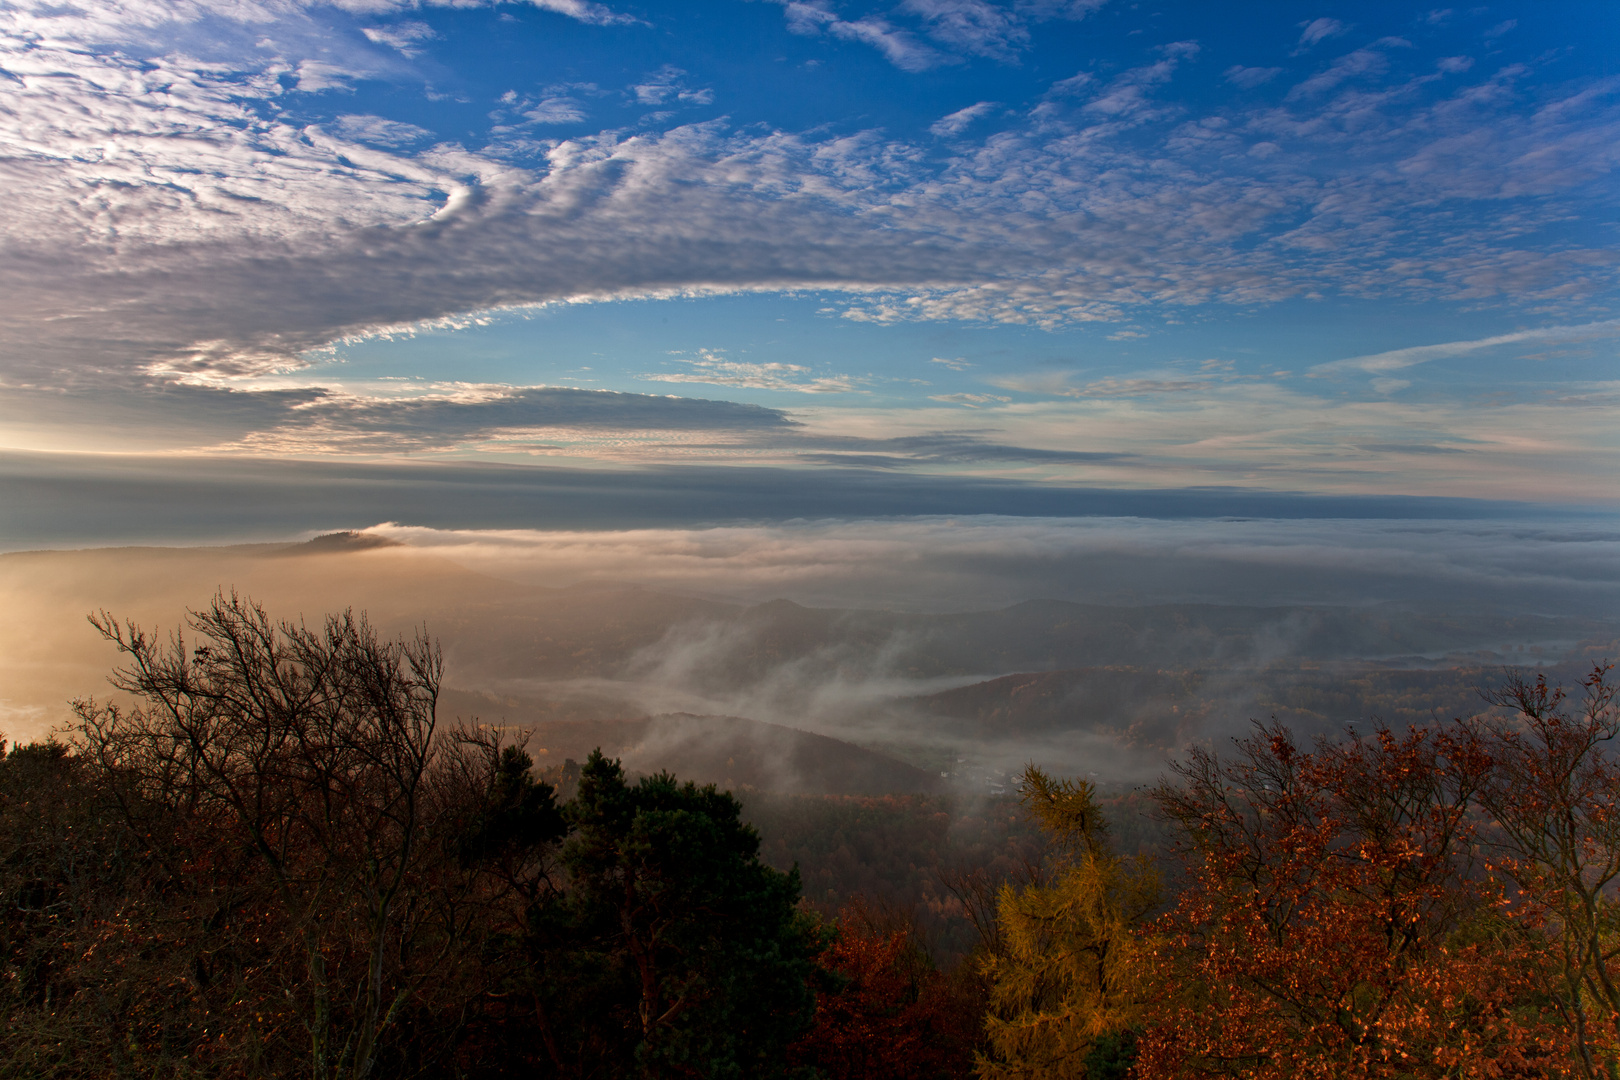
74, 592, 488, 1080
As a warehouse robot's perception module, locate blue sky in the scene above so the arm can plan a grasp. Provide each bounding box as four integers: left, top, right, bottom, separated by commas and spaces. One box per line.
0, 0, 1616, 517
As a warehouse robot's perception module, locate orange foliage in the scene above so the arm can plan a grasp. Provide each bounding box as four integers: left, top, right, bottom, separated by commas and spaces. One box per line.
1138, 721, 1570, 1079
1463, 664, 1620, 1078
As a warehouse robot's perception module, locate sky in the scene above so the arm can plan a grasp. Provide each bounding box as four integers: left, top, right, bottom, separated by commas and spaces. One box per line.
0, 0, 1617, 544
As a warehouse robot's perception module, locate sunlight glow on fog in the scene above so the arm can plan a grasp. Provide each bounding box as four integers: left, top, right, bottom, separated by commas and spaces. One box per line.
3, 516, 1614, 761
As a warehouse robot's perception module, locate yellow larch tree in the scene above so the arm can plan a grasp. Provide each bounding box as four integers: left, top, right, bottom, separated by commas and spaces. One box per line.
978, 766, 1161, 1080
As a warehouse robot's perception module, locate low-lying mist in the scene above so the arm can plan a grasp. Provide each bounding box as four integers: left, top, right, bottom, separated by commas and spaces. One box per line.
364, 516, 1620, 615
1, 515, 1615, 792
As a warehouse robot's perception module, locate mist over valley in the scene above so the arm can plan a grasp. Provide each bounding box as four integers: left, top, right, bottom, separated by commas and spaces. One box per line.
5, 521, 1612, 795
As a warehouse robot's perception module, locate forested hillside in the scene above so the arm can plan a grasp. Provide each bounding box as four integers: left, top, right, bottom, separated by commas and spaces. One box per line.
4, 594, 1619, 1078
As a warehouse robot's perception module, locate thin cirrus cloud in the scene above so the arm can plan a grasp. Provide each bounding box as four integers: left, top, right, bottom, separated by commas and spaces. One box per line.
776, 1, 948, 72
1294, 17, 1350, 51
1285, 41, 1402, 99
928, 393, 1012, 407
1082, 41, 1200, 118
1311, 320, 1620, 375
1224, 64, 1282, 88
930, 100, 1000, 136
776, 431, 1129, 467
0, 374, 1152, 469
628, 66, 715, 106
641, 352, 858, 394
361, 20, 436, 56
488, 0, 637, 26
989, 373, 1215, 398
773, 0, 1108, 70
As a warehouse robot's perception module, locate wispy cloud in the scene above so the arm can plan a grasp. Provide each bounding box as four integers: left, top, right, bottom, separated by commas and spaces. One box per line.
361, 21, 436, 56
1311, 320, 1620, 375
930, 100, 1000, 137
331, 114, 434, 147
774, 0, 1109, 70
776, 1, 949, 71
928, 392, 1010, 406
1286, 46, 1390, 99
902, 0, 1027, 62
293, 59, 361, 92
525, 97, 590, 123
1295, 17, 1349, 48
642, 351, 857, 394
518, 0, 640, 27
783, 431, 1127, 465
1083, 42, 1199, 119
1225, 65, 1282, 88
629, 66, 714, 107
991, 373, 1214, 397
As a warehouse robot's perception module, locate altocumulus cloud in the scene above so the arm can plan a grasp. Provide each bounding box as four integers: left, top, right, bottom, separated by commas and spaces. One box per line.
0, 0, 1616, 478
1, 0, 1616, 389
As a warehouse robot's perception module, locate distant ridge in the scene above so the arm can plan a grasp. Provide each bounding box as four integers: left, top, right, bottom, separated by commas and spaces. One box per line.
442, 690, 940, 796
281, 531, 403, 555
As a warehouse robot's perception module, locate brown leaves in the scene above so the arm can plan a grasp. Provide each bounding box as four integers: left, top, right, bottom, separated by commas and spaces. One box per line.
1134, 687, 1617, 1079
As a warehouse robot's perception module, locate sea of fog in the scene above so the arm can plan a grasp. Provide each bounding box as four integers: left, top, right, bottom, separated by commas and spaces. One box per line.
1, 514, 1615, 789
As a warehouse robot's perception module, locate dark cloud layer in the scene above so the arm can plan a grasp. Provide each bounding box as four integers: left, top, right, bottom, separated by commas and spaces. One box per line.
0, 381, 795, 451
783, 433, 1129, 468
0, 381, 1134, 464
0, 450, 1583, 550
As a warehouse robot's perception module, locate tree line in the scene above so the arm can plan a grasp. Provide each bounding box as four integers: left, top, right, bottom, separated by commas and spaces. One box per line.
1, 593, 1616, 1078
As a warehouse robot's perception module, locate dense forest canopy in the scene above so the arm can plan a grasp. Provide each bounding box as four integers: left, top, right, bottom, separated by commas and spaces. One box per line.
2, 595, 1617, 1079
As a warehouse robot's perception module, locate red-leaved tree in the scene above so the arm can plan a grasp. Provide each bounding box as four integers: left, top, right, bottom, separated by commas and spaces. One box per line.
1139, 720, 1568, 1079
791, 903, 983, 1080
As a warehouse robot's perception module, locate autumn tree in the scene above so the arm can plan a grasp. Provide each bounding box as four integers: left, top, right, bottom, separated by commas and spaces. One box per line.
1138, 720, 1564, 1079
1460, 664, 1620, 1078
977, 767, 1162, 1080
790, 899, 985, 1080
